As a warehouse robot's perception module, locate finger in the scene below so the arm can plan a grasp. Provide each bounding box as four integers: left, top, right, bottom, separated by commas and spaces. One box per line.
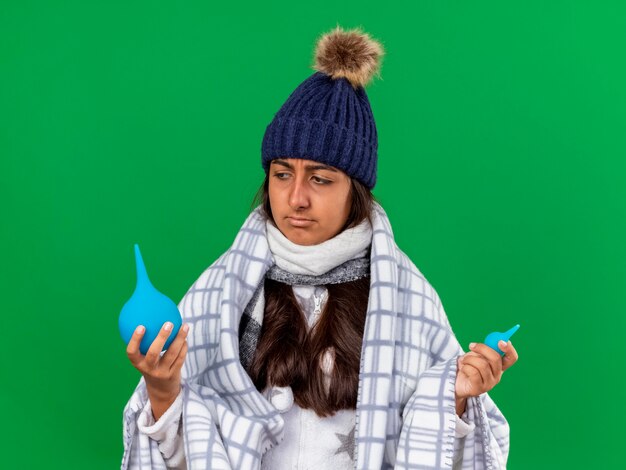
469, 342, 503, 377
456, 367, 476, 397
500, 340, 519, 371
460, 354, 492, 386
459, 352, 479, 365
460, 360, 483, 383
126, 325, 146, 365
459, 363, 485, 395
465, 351, 504, 383
170, 340, 188, 373
161, 323, 190, 369
145, 322, 175, 368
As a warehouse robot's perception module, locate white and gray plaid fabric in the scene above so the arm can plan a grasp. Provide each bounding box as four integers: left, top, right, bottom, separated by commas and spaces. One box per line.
121, 201, 510, 469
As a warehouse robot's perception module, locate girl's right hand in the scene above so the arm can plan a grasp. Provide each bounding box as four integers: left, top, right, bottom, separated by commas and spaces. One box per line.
126, 321, 190, 400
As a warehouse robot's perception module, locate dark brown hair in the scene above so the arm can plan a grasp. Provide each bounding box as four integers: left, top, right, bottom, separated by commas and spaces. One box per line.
247, 169, 378, 417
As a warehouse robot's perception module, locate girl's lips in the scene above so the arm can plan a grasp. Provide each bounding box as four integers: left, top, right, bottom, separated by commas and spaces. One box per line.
287, 217, 314, 227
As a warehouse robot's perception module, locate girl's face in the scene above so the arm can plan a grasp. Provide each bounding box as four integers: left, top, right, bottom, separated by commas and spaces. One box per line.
268, 158, 352, 246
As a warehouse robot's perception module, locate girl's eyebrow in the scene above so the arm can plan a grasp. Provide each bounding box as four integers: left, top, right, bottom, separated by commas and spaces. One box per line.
272, 159, 338, 173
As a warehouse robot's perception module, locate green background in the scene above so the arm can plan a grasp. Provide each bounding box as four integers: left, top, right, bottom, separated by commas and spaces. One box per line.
2, 1, 624, 468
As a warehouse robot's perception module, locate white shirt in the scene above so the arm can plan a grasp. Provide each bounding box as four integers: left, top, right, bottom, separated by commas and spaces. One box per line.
259, 285, 355, 469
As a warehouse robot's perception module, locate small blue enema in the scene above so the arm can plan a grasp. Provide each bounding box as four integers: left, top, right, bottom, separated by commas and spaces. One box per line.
484, 324, 520, 355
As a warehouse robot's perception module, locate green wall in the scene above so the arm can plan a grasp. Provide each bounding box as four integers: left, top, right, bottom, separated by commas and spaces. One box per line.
2, 1, 624, 468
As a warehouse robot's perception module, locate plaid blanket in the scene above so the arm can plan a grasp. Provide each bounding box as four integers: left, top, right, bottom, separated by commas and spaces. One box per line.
121, 201, 510, 469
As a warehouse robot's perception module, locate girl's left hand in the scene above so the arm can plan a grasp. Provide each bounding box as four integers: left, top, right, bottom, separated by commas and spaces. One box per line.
455, 340, 519, 399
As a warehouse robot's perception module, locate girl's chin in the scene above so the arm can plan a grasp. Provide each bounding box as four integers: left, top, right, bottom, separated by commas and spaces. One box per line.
283, 229, 320, 245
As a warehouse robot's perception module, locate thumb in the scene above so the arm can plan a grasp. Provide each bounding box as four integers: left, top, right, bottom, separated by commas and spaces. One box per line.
499, 340, 518, 371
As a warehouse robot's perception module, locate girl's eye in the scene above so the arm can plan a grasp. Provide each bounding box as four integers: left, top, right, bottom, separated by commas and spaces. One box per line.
273, 173, 330, 185
312, 176, 330, 185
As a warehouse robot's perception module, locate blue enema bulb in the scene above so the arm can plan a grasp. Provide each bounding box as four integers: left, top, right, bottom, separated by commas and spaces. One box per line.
484, 324, 520, 356
118, 244, 182, 355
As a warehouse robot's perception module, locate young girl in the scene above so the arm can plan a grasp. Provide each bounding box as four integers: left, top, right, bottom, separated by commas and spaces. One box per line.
122, 25, 518, 470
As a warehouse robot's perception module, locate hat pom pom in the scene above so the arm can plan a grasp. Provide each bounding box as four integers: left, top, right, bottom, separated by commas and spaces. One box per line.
313, 25, 385, 89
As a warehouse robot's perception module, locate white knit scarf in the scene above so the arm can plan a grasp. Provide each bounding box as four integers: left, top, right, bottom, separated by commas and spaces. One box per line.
265, 217, 372, 275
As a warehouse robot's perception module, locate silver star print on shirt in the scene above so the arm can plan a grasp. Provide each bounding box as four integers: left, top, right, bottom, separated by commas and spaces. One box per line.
334, 424, 356, 460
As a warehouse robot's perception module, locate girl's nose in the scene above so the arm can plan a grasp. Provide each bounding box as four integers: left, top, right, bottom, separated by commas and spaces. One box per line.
289, 177, 310, 208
